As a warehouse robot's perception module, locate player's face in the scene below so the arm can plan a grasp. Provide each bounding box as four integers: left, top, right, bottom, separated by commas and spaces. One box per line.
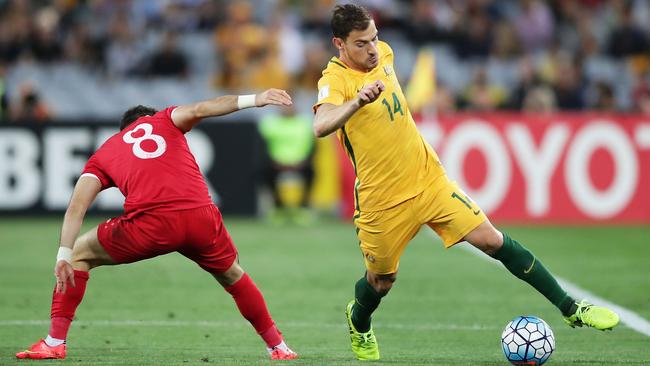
339, 20, 379, 72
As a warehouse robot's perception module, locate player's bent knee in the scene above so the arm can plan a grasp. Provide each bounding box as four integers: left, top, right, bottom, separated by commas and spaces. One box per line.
466, 223, 503, 256
212, 260, 244, 287
71, 246, 103, 271
375, 283, 393, 296
70, 227, 114, 271
476, 235, 503, 256
70, 258, 92, 271
484, 230, 504, 255
368, 273, 396, 296
71, 247, 94, 271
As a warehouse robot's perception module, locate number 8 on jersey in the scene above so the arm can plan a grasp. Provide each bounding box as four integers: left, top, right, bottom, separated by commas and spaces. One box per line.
122, 123, 167, 159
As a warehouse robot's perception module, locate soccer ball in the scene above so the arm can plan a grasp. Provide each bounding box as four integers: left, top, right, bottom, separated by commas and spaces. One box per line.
501, 316, 555, 365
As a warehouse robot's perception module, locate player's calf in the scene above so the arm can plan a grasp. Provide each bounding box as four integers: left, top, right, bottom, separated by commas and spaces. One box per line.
224, 271, 298, 358
17, 269, 91, 360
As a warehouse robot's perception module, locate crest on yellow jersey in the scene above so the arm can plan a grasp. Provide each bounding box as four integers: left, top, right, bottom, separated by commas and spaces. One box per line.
383, 65, 393, 76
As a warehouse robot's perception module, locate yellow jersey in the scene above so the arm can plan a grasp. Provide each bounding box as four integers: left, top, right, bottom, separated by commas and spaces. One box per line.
313, 41, 445, 212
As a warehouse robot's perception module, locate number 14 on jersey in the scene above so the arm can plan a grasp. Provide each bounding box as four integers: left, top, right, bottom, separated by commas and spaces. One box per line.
381, 92, 403, 122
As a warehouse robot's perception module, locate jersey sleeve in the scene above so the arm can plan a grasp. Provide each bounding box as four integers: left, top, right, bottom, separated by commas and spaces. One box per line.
155, 106, 177, 120
312, 73, 346, 113
154, 105, 188, 134
155, 106, 178, 128
81, 154, 115, 190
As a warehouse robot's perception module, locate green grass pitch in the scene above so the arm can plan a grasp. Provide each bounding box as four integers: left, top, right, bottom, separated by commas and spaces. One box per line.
1, 217, 649, 365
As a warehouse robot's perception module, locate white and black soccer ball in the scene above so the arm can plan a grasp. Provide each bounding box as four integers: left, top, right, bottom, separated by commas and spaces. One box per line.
501, 315, 555, 365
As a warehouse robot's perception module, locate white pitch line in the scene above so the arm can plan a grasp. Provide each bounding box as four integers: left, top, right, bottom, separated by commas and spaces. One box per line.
0, 319, 497, 331
447, 233, 650, 337
5, 231, 648, 337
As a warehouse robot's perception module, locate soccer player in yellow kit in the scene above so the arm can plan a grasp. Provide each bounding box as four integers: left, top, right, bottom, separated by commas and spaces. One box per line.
312, 4, 619, 361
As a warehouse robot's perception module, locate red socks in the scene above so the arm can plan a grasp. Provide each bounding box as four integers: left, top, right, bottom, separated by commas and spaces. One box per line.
49, 270, 89, 340
47, 270, 281, 348
225, 273, 282, 348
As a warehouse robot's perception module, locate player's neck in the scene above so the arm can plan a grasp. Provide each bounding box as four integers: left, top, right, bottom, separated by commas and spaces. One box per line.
338, 54, 371, 73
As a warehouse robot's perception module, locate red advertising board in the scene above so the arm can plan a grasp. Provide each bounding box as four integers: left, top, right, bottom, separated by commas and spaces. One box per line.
338, 113, 650, 223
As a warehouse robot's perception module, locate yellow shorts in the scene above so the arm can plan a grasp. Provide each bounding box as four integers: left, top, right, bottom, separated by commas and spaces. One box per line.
353, 174, 487, 274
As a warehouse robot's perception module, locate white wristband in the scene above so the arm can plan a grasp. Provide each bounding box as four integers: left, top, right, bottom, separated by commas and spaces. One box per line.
237, 94, 256, 109
56, 247, 73, 264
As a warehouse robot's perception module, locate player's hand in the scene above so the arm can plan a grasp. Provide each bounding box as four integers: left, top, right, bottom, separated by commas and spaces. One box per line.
54, 260, 76, 294
357, 80, 385, 107
255, 89, 293, 107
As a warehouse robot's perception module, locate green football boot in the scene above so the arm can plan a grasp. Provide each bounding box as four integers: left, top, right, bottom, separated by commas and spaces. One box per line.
564, 300, 620, 331
345, 300, 380, 361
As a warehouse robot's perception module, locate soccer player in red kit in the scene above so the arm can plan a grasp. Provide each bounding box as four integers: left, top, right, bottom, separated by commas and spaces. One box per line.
16, 89, 298, 360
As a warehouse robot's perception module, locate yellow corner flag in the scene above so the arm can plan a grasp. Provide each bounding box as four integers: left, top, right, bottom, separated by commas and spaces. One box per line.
405, 48, 436, 114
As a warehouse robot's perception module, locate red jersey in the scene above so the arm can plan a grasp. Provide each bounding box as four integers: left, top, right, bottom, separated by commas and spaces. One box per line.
82, 107, 212, 217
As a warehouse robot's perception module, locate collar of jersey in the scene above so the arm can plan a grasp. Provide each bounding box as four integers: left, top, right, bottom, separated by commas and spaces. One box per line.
331, 56, 380, 76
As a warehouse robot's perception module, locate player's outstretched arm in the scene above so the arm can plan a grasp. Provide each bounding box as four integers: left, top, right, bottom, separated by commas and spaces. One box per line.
56, 175, 101, 293
171, 88, 292, 132
313, 80, 384, 137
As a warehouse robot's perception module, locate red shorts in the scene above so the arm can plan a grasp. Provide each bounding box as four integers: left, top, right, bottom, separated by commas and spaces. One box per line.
97, 204, 237, 273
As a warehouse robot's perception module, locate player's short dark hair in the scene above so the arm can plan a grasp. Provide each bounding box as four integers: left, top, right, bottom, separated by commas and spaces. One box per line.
120, 105, 158, 130
331, 4, 372, 40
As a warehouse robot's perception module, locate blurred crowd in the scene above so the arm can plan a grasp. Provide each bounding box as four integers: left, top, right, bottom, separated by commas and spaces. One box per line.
1, 0, 650, 121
